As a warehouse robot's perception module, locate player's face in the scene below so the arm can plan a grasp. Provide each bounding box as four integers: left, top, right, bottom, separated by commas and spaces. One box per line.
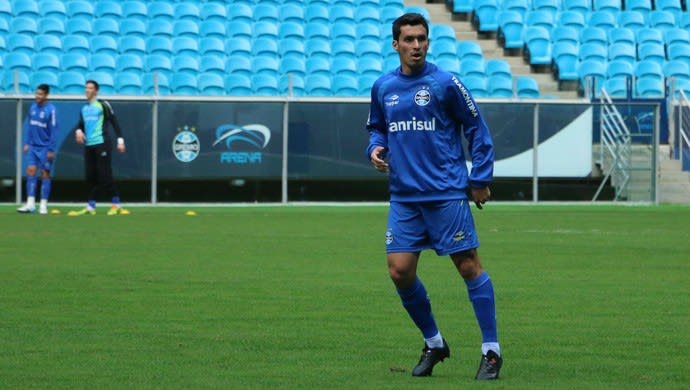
393, 24, 429, 75
34, 89, 47, 105
85, 82, 98, 101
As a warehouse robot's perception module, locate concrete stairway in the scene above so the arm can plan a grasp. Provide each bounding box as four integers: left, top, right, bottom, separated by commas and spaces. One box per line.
404, 0, 582, 99
658, 155, 690, 204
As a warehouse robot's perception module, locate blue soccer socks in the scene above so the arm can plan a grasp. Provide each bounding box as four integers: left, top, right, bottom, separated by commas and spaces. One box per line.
397, 277, 441, 341
26, 175, 37, 198
41, 178, 51, 201
465, 272, 500, 355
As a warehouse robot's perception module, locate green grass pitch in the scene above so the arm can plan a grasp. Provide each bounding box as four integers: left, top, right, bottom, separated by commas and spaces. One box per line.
1, 204, 689, 389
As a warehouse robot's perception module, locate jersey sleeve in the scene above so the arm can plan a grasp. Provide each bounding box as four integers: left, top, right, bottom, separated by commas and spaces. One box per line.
48, 105, 58, 152
446, 75, 494, 187
102, 100, 123, 139
365, 80, 388, 160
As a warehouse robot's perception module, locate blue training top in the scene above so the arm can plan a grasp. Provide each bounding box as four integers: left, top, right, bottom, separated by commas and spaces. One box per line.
25, 102, 58, 152
366, 62, 494, 202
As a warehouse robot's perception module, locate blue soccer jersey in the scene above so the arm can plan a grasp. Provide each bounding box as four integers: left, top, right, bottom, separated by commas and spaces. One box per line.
25, 102, 58, 152
366, 62, 494, 202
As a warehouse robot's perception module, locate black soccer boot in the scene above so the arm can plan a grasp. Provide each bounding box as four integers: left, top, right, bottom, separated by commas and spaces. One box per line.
411, 339, 450, 377
475, 350, 503, 380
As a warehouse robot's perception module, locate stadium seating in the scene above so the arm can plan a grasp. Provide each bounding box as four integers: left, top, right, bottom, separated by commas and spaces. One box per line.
35, 34, 62, 56
115, 72, 143, 94
59, 71, 86, 94
225, 74, 252, 95
86, 71, 115, 93
332, 74, 359, 96
473, 0, 500, 32
61, 54, 89, 73
488, 75, 514, 98
90, 53, 116, 73
142, 72, 170, 95
40, 0, 67, 20
498, 11, 525, 49
123, 1, 147, 22
516, 76, 540, 98
197, 73, 225, 96
552, 42, 579, 81
171, 73, 198, 95
279, 73, 306, 96
523, 26, 552, 65
305, 74, 332, 95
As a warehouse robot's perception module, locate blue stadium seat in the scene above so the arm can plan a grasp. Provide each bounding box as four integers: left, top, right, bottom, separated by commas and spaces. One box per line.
61, 53, 88, 72
40, 0, 67, 20
278, 38, 306, 60
305, 57, 331, 77
199, 37, 225, 58
67, 1, 94, 20
173, 55, 199, 75
577, 59, 606, 92
602, 77, 629, 97
95, 1, 122, 20
405, 6, 431, 21
119, 36, 146, 56
460, 58, 486, 78
11, 17, 38, 36
356, 40, 382, 60
594, 0, 622, 13
305, 74, 332, 96
485, 59, 512, 81
524, 10, 555, 32
663, 28, 690, 47
648, 11, 677, 32
4, 52, 32, 74
32, 52, 60, 72
280, 57, 307, 78
279, 22, 305, 41
332, 39, 356, 59
635, 60, 664, 81
252, 38, 279, 59
200, 2, 226, 23
142, 73, 170, 95
430, 40, 457, 61
637, 43, 666, 66
680, 12, 690, 30
380, 5, 404, 24
115, 72, 142, 94
2, 71, 30, 93
173, 37, 199, 57
550, 26, 579, 46
254, 3, 280, 23
501, 0, 529, 17
357, 74, 379, 96
305, 39, 331, 59
224, 74, 252, 95
563, 0, 591, 18
625, 0, 652, 19
580, 27, 608, 46
145, 54, 173, 77
199, 55, 225, 76
587, 11, 617, 29
431, 24, 457, 44
516, 76, 540, 98
355, 6, 380, 24
119, 19, 146, 39
523, 26, 552, 65
436, 57, 461, 76
123, 1, 147, 22
0, 1, 10, 23
171, 73, 198, 95
30, 71, 59, 91
473, 0, 500, 32
382, 0, 405, 9
663, 60, 690, 82
227, 56, 255, 80
329, 5, 355, 23
498, 11, 525, 49
39, 18, 65, 36
457, 41, 484, 61
356, 0, 381, 8
579, 42, 607, 62
669, 78, 690, 98
116, 54, 144, 73
35, 34, 62, 56
90, 36, 118, 56
332, 74, 359, 96
279, 73, 306, 96
533, 0, 560, 17
174, 2, 200, 22
557, 11, 586, 29
280, 4, 305, 23
227, 38, 251, 58
655, 0, 682, 23
252, 56, 280, 77
358, 57, 383, 77
253, 21, 279, 40
305, 22, 330, 42
86, 71, 115, 94
667, 42, 690, 61
93, 18, 119, 39
331, 22, 357, 42
228, 3, 253, 23
199, 21, 226, 40
608, 42, 636, 64
227, 21, 252, 40
636, 28, 663, 46
148, 1, 174, 22
65, 19, 92, 37
173, 20, 199, 39
251, 74, 280, 96
146, 36, 173, 56
462, 75, 489, 98
0, 18, 7, 35
146, 20, 173, 38
0, 35, 4, 57
61, 35, 89, 56
197, 73, 226, 96
617, 11, 645, 29
551, 42, 579, 81
13, 0, 40, 18
90, 53, 116, 73
305, 4, 329, 24
635, 77, 665, 97
606, 59, 634, 79
58, 71, 86, 94
7, 34, 35, 55
608, 28, 635, 46
331, 57, 358, 77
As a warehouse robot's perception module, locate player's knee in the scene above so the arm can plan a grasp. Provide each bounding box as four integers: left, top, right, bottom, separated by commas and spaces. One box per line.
26, 166, 37, 176
388, 263, 415, 286
451, 249, 483, 279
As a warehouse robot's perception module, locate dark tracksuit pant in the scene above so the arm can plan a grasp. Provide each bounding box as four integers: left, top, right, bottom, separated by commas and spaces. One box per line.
84, 141, 119, 201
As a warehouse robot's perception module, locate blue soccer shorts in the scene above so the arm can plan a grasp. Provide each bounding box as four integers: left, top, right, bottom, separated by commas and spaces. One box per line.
25, 146, 52, 172
385, 199, 480, 256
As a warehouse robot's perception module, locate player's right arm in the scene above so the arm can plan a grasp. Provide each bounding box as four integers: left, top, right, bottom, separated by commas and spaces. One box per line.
366, 81, 388, 172
73, 110, 85, 144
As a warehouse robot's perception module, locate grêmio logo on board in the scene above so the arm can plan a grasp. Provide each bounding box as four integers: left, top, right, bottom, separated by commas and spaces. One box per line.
212, 124, 271, 164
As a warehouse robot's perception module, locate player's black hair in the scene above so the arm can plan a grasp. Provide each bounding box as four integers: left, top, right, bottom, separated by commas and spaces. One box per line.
392, 13, 429, 41
37, 84, 50, 94
86, 79, 100, 90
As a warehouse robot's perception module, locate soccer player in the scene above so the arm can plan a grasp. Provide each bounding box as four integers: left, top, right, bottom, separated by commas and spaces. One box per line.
68, 80, 128, 216
366, 13, 502, 379
17, 84, 58, 215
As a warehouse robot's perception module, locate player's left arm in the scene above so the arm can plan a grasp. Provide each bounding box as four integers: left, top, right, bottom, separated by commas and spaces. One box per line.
103, 100, 126, 154
47, 105, 58, 160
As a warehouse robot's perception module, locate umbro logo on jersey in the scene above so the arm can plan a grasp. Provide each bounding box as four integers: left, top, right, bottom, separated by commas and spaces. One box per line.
453, 231, 465, 241
385, 94, 400, 107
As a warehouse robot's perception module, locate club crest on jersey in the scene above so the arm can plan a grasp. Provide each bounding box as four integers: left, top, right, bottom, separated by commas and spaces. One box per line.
414, 87, 431, 106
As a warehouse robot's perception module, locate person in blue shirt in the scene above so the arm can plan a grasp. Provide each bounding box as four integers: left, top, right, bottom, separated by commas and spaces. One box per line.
366, 13, 502, 380
68, 80, 129, 216
17, 84, 58, 215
